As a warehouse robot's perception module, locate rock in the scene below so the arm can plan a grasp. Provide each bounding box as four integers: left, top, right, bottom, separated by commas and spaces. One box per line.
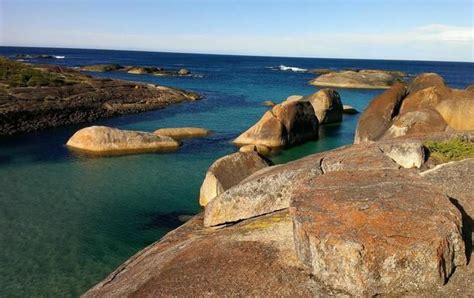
379, 140, 425, 168
178, 68, 191, 75
233, 111, 286, 148
285, 95, 303, 102
204, 152, 325, 227
467, 84, 474, 93
307, 68, 333, 75
342, 104, 359, 114
399, 85, 450, 114
154, 127, 211, 139
309, 69, 405, 89
263, 100, 276, 107
421, 158, 474, 224
233, 100, 319, 148
204, 142, 401, 227
127, 66, 158, 74
199, 152, 270, 207
239, 144, 271, 156
354, 83, 407, 143
305, 89, 343, 124
80, 64, 124, 72
289, 169, 466, 296
66, 126, 180, 154
84, 211, 325, 297
408, 73, 446, 94
383, 109, 448, 139
436, 99, 474, 130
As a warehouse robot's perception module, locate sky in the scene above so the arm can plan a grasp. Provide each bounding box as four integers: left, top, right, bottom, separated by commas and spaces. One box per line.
1, 0, 473, 62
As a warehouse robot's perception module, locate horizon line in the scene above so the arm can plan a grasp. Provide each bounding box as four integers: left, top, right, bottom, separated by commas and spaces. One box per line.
1, 44, 473, 64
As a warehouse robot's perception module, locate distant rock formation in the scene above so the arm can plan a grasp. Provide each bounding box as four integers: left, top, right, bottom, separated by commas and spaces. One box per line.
310, 69, 407, 89
79, 64, 193, 76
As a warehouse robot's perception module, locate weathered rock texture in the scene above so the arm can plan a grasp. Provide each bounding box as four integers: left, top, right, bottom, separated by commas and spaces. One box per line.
154, 127, 211, 139
304, 89, 343, 124
66, 126, 180, 154
0, 58, 200, 136
86, 132, 473, 296
309, 69, 406, 89
199, 152, 270, 207
355, 73, 474, 143
289, 169, 466, 296
233, 100, 319, 148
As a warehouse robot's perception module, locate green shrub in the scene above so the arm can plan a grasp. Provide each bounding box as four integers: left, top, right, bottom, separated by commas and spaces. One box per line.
424, 139, 474, 162
0, 56, 66, 87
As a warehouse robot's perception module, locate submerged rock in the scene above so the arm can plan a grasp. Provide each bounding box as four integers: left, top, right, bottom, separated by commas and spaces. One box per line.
290, 169, 466, 296
199, 152, 270, 207
342, 104, 359, 114
66, 126, 180, 155
154, 127, 211, 139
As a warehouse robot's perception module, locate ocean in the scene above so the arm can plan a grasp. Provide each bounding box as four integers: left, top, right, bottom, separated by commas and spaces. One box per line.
0, 46, 473, 296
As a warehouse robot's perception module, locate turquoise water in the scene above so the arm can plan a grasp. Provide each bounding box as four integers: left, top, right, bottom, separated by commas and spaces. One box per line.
1, 47, 473, 295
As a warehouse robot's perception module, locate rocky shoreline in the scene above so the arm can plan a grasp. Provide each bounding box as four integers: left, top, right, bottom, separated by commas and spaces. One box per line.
84, 72, 474, 296
79, 64, 192, 77
0, 58, 200, 136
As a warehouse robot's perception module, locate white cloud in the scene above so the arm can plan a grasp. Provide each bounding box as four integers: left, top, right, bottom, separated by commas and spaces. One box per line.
2, 24, 473, 62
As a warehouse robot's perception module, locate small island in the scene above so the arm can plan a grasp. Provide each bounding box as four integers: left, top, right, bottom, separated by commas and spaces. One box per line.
79, 64, 192, 77
309, 69, 407, 89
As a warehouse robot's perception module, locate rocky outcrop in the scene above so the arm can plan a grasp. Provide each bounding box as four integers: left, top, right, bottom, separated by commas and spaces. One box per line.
309, 69, 406, 89
80, 64, 124, 72
154, 127, 211, 139
304, 89, 343, 124
0, 58, 200, 135
199, 152, 270, 207
233, 100, 319, 148
239, 144, 271, 156
355, 73, 474, 143
289, 169, 466, 296
66, 126, 180, 154
354, 83, 407, 143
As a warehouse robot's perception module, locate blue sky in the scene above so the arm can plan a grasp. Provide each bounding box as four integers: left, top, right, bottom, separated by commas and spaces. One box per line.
1, 0, 473, 61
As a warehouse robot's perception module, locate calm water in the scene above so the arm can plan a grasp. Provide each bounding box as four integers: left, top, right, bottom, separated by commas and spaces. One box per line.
0, 47, 473, 296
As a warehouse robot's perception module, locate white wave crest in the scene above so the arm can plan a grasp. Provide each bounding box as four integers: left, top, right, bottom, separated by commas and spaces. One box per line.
54, 55, 65, 59
276, 65, 307, 72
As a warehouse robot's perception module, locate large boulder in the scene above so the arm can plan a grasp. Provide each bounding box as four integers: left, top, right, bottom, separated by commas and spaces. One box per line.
66, 126, 180, 154
354, 83, 407, 143
289, 169, 466, 296
233, 100, 319, 148
304, 89, 343, 124
436, 99, 474, 130
199, 152, 270, 207
309, 69, 404, 89
383, 109, 448, 139
154, 127, 211, 139
399, 85, 451, 114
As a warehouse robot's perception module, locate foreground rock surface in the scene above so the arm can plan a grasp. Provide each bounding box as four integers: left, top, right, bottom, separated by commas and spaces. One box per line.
309, 69, 406, 89
84, 211, 331, 297
290, 169, 466, 296
0, 58, 200, 135
66, 126, 180, 154
199, 152, 270, 207
154, 127, 211, 139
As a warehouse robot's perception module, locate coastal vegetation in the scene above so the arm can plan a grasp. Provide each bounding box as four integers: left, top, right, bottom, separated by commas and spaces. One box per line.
0, 57, 68, 87
425, 138, 474, 162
